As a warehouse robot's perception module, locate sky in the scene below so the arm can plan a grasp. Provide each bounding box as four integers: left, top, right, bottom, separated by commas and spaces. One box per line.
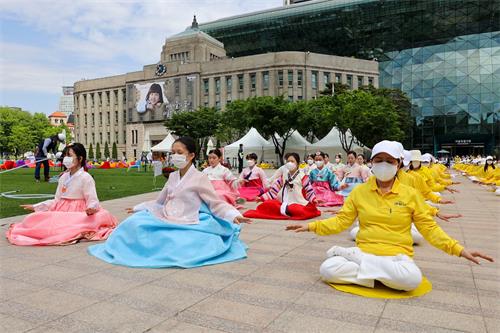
0, 0, 282, 115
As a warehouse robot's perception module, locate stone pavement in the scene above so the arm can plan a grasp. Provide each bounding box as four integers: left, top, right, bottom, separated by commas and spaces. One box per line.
0, 173, 498, 333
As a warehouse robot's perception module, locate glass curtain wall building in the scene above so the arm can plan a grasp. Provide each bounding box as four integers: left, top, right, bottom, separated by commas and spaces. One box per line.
199, 0, 500, 155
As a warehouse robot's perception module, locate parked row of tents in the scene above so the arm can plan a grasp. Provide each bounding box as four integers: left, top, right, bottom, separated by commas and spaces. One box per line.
150, 127, 364, 163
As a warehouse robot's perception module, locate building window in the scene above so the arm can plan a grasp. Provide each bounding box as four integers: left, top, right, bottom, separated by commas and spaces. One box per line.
357, 76, 363, 87
204, 101, 209, 107
106, 91, 110, 106
262, 71, 269, 90
99, 133, 103, 143
250, 73, 256, 90
368, 77, 374, 86
123, 131, 126, 143
91, 113, 95, 126
187, 79, 193, 95
238, 75, 244, 91
288, 70, 293, 86
324, 72, 331, 85
203, 79, 209, 95
298, 96, 303, 100
115, 132, 118, 141
90, 94, 95, 107
312, 71, 318, 89
288, 95, 293, 102
335, 73, 341, 83
215, 101, 220, 109
122, 89, 126, 102
85, 134, 88, 145
297, 70, 303, 87
107, 112, 110, 124
115, 111, 118, 123
114, 90, 118, 105
278, 70, 284, 87
92, 133, 95, 144
84, 114, 87, 126
107, 132, 110, 143
98, 92, 102, 107
99, 112, 102, 124
226, 76, 232, 92
347, 75, 353, 88
215, 77, 221, 94
83, 94, 87, 107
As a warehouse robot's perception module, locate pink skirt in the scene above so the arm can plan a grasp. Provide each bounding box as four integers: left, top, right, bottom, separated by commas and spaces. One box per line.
312, 181, 344, 207
6, 199, 117, 246
238, 179, 265, 201
211, 180, 239, 207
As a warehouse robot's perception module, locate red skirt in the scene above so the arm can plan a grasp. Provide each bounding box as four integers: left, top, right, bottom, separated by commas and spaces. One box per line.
238, 179, 265, 201
243, 199, 321, 220
312, 181, 344, 207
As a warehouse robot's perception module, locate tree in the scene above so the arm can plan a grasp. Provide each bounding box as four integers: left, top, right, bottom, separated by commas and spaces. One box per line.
165, 107, 222, 157
95, 143, 101, 160
88, 143, 94, 160
9, 125, 34, 158
223, 96, 298, 164
320, 82, 351, 96
112, 142, 118, 160
104, 142, 110, 158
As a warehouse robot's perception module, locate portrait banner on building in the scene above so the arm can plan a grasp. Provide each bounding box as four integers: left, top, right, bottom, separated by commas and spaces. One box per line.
132, 81, 170, 115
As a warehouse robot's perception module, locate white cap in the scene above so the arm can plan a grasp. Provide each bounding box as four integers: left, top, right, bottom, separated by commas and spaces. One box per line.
55, 152, 63, 159
57, 133, 66, 142
422, 153, 433, 163
486, 156, 493, 160
403, 150, 412, 167
410, 150, 423, 162
370, 140, 403, 159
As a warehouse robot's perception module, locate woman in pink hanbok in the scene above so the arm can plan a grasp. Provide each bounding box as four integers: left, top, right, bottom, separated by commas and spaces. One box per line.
203, 149, 241, 207
238, 153, 268, 201
6, 143, 117, 246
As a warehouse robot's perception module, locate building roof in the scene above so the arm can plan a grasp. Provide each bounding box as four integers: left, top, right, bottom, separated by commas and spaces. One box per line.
48, 111, 66, 118
169, 15, 224, 48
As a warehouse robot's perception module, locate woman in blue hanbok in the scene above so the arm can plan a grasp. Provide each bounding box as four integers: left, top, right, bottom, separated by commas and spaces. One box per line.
309, 152, 344, 207
88, 137, 250, 268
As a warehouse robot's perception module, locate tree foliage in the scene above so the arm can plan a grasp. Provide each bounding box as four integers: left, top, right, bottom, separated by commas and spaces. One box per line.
88, 143, 94, 160
95, 142, 101, 160
112, 142, 118, 160
104, 142, 110, 158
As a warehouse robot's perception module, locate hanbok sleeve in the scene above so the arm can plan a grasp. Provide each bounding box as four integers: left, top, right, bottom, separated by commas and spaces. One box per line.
328, 170, 340, 190
258, 167, 268, 188
33, 176, 63, 211
198, 175, 241, 223
301, 175, 316, 203
223, 167, 239, 189
83, 175, 100, 210
262, 177, 283, 201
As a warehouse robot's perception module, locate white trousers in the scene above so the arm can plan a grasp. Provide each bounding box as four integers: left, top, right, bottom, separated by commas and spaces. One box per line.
349, 223, 423, 245
319, 248, 423, 291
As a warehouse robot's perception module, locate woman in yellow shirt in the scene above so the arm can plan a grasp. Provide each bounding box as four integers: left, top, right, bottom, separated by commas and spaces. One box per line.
287, 141, 493, 291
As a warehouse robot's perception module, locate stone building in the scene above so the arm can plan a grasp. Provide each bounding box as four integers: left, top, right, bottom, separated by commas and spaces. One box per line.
73, 18, 378, 160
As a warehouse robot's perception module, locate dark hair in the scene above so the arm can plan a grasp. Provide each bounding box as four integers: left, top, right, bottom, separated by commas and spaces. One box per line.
284, 152, 300, 164
484, 160, 496, 172
324, 153, 330, 158
314, 151, 326, 159
246, 153, 258, 161
335, 154, 342, 159
357, 154, 365, 161
307, 154, 315, 159
347, 150, 357, 158
173, 136, 196, 154
146, 83, 164, 104
66, 143, 87, 171
208, 148, 222, 158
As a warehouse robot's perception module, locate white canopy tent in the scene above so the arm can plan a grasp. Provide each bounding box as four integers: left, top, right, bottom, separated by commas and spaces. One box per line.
151, 133, 176, 152
224, 128, 276, 163
311, 127, 364, 157
271, 130, 313, 159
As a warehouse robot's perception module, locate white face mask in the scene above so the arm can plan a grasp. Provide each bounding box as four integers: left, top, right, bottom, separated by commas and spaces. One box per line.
285, 161, 296, 171
487, 160, 493, 164
307, 159, 314, 165
247, 160, 255, 167
371, 162, 398, 182
171, 154, 188, 169
315, 160, 324, 168
411, 161, 421, 169
63, 156, 74, 169
335, 158, 341, 163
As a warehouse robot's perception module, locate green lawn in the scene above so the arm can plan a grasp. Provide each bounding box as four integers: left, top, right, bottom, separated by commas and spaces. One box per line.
0, 167, 166, 218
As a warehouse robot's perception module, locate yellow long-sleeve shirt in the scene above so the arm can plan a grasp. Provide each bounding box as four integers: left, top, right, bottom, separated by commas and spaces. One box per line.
410, 167, 447, 192
396, 171, 439, 215
308, 177, 463, 258
400, 169, 441, 204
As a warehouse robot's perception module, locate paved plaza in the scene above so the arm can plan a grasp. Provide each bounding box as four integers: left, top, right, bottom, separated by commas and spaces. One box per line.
0, 173, 498, 333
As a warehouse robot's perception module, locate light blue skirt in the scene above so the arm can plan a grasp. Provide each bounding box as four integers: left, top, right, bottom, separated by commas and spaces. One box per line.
338, 177, 364, 197
87, 203, 247, 268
